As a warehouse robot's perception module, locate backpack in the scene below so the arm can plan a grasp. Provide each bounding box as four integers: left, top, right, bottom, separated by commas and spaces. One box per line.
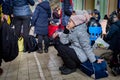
28, 35, 37, 53
1, 21, 18, 62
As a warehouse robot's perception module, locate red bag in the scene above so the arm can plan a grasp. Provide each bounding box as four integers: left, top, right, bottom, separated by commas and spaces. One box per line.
48, 24, 64, 37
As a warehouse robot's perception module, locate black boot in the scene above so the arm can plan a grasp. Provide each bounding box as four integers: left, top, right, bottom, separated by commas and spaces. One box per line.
37, 48, 43, 53
44, 48, 48, 53
57, 53, 60, 56
0, 68, 3, 76
59, 65, 66, 71
44, 44, 49, 53
60, 67, 76, 75
111, 67, 120, 76
37, 43, 43, 53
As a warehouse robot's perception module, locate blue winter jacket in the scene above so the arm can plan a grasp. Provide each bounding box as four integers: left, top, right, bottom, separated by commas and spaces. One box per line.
61, 1, 73, 27
2, 0, 35, 16
31, 1, 51, 35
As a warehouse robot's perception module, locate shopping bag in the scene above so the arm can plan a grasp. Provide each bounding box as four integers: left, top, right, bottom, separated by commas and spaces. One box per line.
94, 37, 110, 49
18, 37, 24, 52
29, 26, 36, 37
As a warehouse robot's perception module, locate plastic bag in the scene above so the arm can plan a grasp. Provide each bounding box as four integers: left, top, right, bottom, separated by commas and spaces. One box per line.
18, 37, 24, 52
94, 37, 110, 49
29, 26, 36, 37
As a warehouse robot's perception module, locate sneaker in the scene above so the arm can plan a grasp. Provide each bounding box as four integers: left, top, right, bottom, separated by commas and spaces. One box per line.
37, 48, 43, 53
0, 68, 3, 76
44, 49, 48, 53
61, 67, 76, 75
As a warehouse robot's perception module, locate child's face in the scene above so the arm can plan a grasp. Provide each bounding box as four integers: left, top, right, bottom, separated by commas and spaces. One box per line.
38, 0, 42, 3
66, 19, 75, 30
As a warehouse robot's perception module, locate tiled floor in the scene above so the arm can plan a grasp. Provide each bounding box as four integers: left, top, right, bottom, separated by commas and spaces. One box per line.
0, 46, 120, 80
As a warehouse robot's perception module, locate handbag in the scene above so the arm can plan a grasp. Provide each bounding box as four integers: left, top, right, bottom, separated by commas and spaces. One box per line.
18, 37, 24, 52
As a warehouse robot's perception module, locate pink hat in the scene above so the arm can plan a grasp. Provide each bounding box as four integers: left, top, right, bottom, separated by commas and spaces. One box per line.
70, 11, 90, 26
70, 15, 86, 26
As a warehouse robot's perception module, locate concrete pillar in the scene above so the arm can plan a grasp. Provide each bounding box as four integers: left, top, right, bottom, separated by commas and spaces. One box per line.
73, 0, 83, 10
100, 0, 108, 19
108, 0, 117, 15
95, 0, 100, 11
84, 0, 95, 10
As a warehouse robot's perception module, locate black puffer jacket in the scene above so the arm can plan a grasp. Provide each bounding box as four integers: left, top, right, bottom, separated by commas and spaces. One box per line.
104, 20, 120, 51
0, 23, 2, 66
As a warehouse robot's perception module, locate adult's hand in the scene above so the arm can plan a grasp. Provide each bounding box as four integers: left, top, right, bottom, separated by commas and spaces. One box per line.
52, 32, 59, 39
1, 14, 8, 22
97, 59, 104, 63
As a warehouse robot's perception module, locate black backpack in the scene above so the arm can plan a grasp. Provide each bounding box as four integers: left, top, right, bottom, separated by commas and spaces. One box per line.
28, 35, 38, 53
1, 21, 18, 62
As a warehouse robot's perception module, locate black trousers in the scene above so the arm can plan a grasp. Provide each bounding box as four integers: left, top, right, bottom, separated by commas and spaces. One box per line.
0, 36, 1, 65
38, 35, 49, 49
14, 16, 31, 51
54, 39, 81, 69
110, 50, 120, 68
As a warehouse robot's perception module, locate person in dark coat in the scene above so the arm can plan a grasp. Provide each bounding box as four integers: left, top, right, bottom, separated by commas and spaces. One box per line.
0, 23, 3, 76
104, 11, 120, 74
0, 0, 3, 76
61, 0, 73, 27
2, 0, 35, 52
31, 0, 51, 53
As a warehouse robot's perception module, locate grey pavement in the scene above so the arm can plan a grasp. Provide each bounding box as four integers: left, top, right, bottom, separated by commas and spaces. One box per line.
0, 46, 120, 80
